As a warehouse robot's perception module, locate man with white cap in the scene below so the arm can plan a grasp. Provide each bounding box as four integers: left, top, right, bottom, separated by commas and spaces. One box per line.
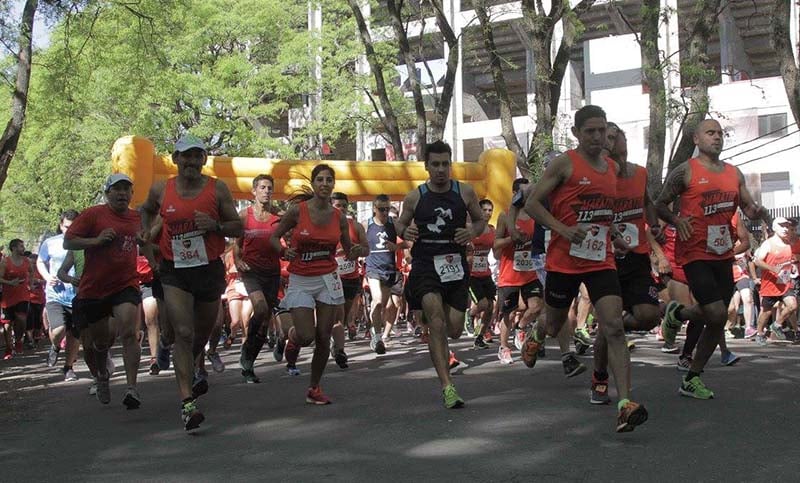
64, 173, 143, 409
752, 217, 798, 345
140, 134, 242, 431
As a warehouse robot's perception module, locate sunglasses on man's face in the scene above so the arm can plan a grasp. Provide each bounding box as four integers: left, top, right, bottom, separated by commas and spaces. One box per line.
376, 207, 390, 212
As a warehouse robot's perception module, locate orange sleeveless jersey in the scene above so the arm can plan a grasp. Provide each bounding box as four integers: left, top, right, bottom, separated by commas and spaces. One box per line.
545, 150, 618, 274
759, 237, 795, 297
470, 227, 495, 278
288, 202, 341, 276
614, 164, 650, 255
336, 217, 363, 280
498, 218, 537, 287
675, 158, 739, 265
159, 177, 225, 263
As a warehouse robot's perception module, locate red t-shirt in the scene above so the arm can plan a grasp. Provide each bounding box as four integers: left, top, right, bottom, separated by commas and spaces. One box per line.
470, 227, 495, 278
29, 269, 46, 305
65, 204, 141, 299
498, 218, 537, 287
242, 206, 281, 273
288, 202, 341, 276
614, 164, 650, 255
1, 256, 31, 307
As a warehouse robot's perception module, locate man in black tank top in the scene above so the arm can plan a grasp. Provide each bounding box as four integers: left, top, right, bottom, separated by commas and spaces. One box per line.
395, 141, 486, 409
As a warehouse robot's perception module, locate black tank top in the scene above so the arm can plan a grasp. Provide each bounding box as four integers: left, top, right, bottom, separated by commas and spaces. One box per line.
411, 181, 467, 259
366, 218, 397, 273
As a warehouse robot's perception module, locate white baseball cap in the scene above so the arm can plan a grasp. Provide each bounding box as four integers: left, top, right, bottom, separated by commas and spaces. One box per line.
174, 134, 207, 153
772, 216, 797, 231
103, 173, 133, 192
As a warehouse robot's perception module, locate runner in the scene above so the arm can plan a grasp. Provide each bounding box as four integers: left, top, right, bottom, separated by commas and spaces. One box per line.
517, 105, 647, 432
656, 119, 772, 400
137, 254, 161, 375
752, 217, 798, 346
330, 191, 369, 369
0, 239, 32, 359
37, 211, 83, 379
728, 248, 757, 339
394, 140, 486, 409
364, 194, 399, 354
64, 173, 143, 409
140, 134, 243, 430
467, 199, 495, 350
26, 253, 45, 349
236, 174, 285, 382
269, 164, 357, 404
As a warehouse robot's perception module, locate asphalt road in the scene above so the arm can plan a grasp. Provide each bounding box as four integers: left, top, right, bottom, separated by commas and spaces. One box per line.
1, 331, 799, 482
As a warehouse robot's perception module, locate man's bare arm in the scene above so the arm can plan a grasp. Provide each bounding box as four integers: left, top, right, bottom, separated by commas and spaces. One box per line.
654, 162, 689, 226
523, 155, 570, 236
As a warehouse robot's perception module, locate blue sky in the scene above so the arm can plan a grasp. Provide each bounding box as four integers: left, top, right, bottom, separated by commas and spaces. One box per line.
11, 0, 52, 49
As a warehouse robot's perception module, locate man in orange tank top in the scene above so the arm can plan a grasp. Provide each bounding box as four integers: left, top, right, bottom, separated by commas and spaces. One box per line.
140, 134, 243, 431
0, 239, 33, 359
519, 105, 647, 432
656, 119, 771, 400
753, 217, 798, 345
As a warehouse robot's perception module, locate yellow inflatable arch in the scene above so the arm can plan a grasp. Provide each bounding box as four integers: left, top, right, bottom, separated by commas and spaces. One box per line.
111, 136, 516, 224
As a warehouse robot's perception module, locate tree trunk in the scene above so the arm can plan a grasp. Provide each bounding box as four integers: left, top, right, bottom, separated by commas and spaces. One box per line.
428, 0, 459, 142
640, 0, 667, 195
772, 0, 800, 128
348, 0, 406, 160
0, 0, 38, 192
473, 0, 525, 167
549, 1, 595, 116
667, 0, 722, 171
388, 0, 427, 160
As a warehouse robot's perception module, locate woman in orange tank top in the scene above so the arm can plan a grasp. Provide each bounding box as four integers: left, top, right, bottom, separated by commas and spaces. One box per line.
269, 164, 359, 405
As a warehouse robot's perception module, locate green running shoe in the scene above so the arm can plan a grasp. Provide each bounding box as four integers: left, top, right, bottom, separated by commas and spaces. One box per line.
679, 376, 714, 400
443, 384, 465, 409
661, 301, 683, 346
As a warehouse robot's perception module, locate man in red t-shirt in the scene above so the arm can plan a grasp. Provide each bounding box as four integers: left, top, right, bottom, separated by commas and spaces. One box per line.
64, 173, 143, 409
0, 239, 33, 359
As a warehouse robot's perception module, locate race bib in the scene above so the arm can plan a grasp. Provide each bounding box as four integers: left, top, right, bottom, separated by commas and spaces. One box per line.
322, 272, 344, 300
434, 253, 464, 283
472, 255, 488, 273
513, 250, 535, 271
777, 267, 793, 285
706, 225, 732, 255
617, 222, 639, 249
569, 224, 608, 261
336, 256, 357, 276
172, 236, 209, 268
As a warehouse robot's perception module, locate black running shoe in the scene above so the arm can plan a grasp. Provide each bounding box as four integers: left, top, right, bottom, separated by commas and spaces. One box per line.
334, 349, 349, 369
562, 354, 586, 378
273, 337, 285, 362
182, 399, 204, 431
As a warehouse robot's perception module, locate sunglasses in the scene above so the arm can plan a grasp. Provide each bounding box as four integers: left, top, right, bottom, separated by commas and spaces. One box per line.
376, 207, 390, 212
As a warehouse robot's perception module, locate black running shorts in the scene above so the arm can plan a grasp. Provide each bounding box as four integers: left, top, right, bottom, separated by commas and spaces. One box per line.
498, 279, 543, 315
469, 275, 496, 304
545, 269, 621, 309
684, 259, 735, 307
240, 269, 281, 309
159, 258, 226, 303
616, 252, 659, 312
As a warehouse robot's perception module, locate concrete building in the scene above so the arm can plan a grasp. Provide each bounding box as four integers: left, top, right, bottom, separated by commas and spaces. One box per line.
310, 0, 798, 210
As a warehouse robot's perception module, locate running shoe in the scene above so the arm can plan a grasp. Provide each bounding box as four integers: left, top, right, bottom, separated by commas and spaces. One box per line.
88, 378, 97, 396
720, 351, 740, 366
284, 338, 300, 365
156, 341, 171, 370
724, 329, 737, 340
661, 341, 679, 353
2, 349, 12, 360
286, 363, 301, 376
448, 351, 461, 370
521, 332, 542, 368
442, 383, 465, 409
334, 349, 349, 369
679, 376, 714, 399
676, 354, 692, 372
63, 368, 78, 382
122, 386, 142, 410
347, 324, 357, 341
464, 314, 475, 337
182, 399, 204, 431
616, 400, 648, 432
770, 322, 787, 340
149, 358, 160, 375
574, 327, 592, 346
562, 353, 586, 378
414, 326, 423, 337
482, 332, 493, 344
661, 301, 683, 346
373, 335, 386, 354
242, 370, 261, 384
96, 376, 111, 404
755, 334, 768, 346
266, 333, 276, 350
744, 326, 758, 339
626, 340, 636, 352
47, 345, 59, 367
590, 374, 611, 405
223, 336, 233, 350
514, 329, 526, 352
473, 336, 488, 350
306, 385, 331, 405
498, 346, 513, 364
207, 351, 225, 373
273, 337, 286, 362
192, 372, 209, 399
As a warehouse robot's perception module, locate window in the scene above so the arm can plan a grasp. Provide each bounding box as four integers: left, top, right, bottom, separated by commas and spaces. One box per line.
758, 113, 788, 138
760, 171, 790, 192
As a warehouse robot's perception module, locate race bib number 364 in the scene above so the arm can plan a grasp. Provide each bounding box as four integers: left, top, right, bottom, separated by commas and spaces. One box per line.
172, 236, 209, 268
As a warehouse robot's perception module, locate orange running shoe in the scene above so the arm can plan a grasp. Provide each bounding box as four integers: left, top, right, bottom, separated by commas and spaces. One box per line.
448, 351, 461, 370
521, 333, 542, 368
306, 385, 332, 405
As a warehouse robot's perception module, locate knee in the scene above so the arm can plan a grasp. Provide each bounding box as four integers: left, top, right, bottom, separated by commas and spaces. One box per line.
447, 323, 463, 340
784, 299, 798, 312
634, 306, 661, 330
601, 318, 625, 339
477, 300, 488, 313
174, 323, 193, 344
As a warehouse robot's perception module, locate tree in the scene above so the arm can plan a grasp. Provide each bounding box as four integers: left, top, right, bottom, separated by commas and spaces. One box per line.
521, 0, 596, 175
638, 0, 668, 195
772, 0, 800, 128
0, 0, 38, 192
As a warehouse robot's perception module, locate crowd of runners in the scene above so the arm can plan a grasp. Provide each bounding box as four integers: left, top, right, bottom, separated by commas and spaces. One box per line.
2, 105, 798, 434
